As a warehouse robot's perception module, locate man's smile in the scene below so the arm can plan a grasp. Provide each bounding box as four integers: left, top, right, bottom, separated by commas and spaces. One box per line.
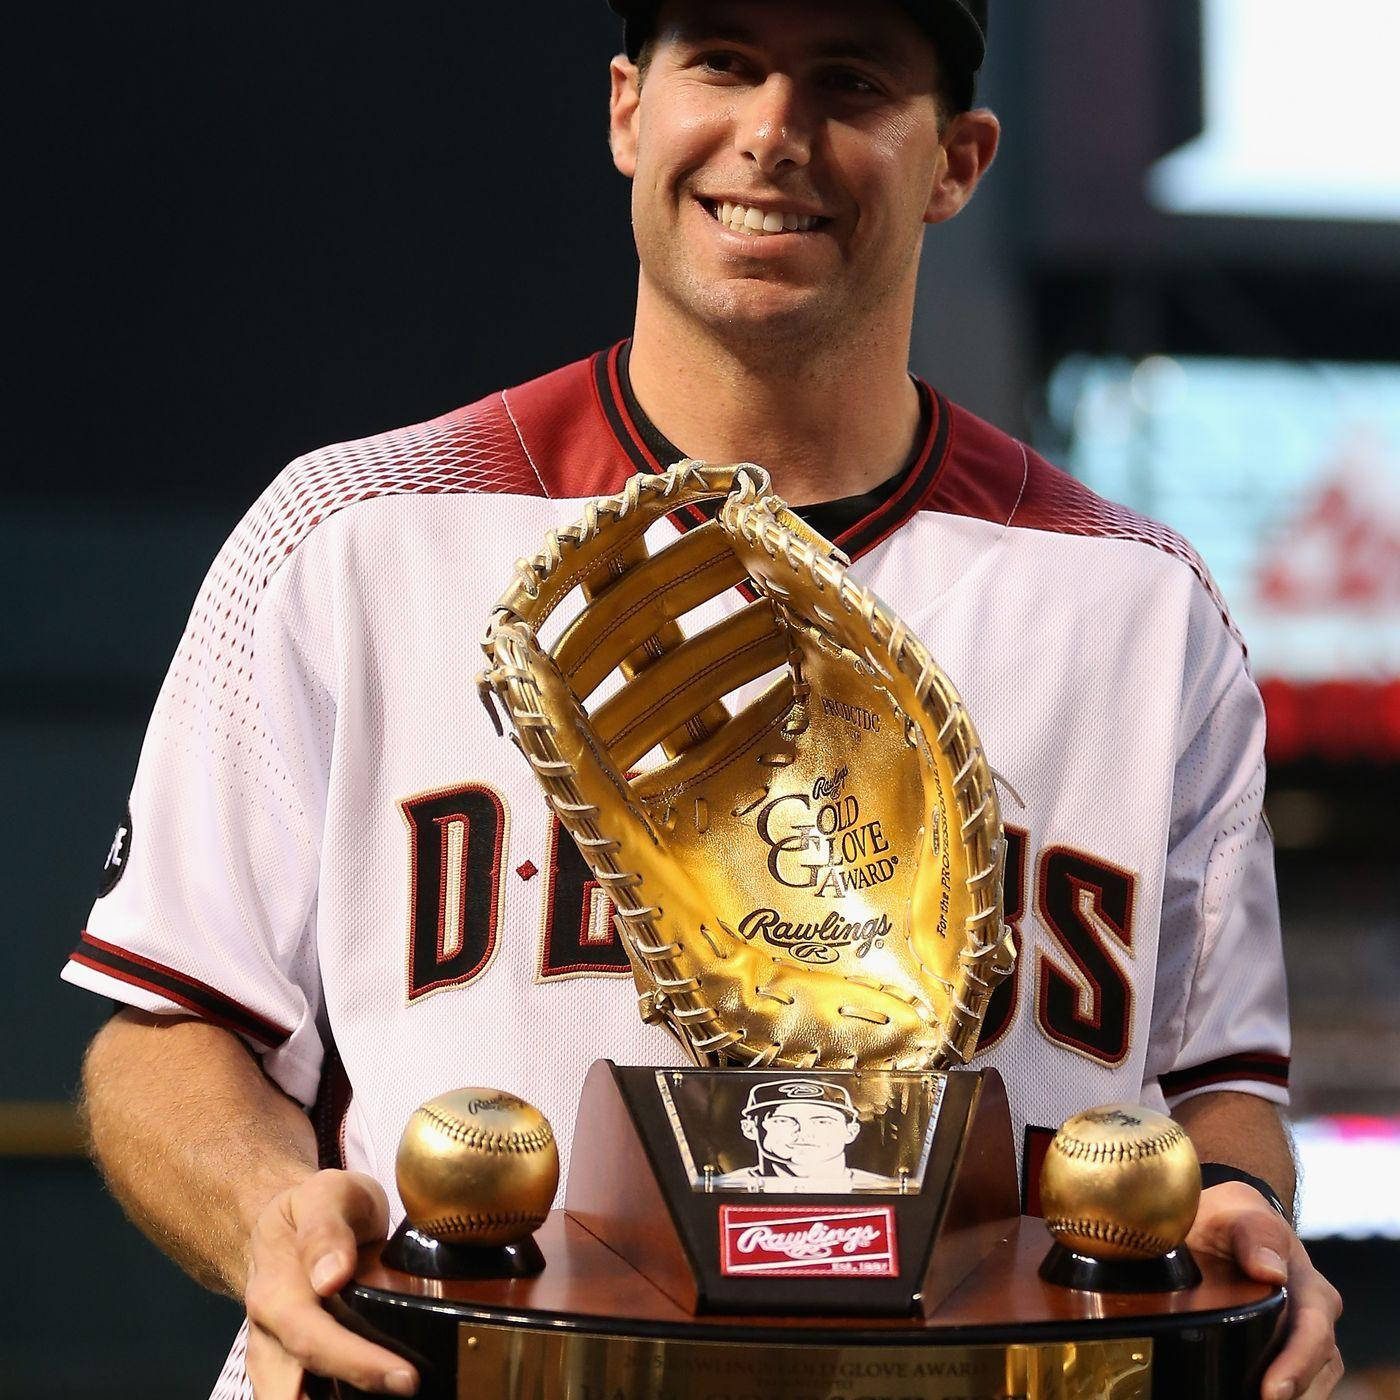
697, 196, 831, 237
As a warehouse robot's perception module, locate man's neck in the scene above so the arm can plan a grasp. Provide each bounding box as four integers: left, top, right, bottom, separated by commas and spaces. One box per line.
627, 290, 923, 507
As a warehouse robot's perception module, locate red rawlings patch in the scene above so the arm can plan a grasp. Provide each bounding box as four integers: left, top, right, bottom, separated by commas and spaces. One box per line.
718, 1205, 897, 1277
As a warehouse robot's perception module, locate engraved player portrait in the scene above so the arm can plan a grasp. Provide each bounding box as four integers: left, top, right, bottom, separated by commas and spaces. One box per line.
711, 1080, 897, 1192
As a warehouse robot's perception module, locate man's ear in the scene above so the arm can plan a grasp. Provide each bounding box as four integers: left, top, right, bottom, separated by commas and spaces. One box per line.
610, 55, 642, 178
741, 1117, 759, 1143
924, 108, 1000, 225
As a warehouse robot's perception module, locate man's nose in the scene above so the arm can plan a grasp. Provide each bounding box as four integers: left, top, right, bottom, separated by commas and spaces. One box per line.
735, 75, 814, 175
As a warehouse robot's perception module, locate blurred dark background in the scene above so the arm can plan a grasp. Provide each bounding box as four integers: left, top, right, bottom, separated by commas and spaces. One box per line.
7, 1, 1398, 1395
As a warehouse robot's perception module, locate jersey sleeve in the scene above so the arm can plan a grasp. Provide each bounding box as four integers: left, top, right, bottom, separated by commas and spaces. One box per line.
62, 468, 333, 1108
1146, 576, 1291, 1111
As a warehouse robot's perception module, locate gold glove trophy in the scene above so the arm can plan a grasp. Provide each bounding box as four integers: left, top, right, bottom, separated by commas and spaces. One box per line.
328, 466, 1285, 1400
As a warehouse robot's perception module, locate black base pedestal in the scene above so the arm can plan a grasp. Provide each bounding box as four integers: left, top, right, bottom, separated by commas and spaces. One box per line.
326, 1215, 1285, 1400
380, 1220, 545, 1280
1039, 1241, 1203, 1293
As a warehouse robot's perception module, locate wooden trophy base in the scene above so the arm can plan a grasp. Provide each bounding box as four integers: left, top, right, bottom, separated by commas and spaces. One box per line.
326, 1066, 1284, 1398
329, 1211, 1284, 1399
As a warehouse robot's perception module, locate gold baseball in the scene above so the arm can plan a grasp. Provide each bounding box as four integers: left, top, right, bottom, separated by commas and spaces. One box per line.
395, 1087, 559, 1247
1040, 1103, 1201, 1261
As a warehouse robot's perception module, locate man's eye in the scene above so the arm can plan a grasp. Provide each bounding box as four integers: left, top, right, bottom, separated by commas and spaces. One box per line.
823, 68, 881, 96
697, 50, 746, 77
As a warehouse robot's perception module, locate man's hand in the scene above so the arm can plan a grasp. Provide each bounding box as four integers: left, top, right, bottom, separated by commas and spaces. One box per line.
1175, 1091, 1343, 1399
1188, 1182, 1343, 1400
244, 1169, 418, 1399
82, 1014, 417, 1397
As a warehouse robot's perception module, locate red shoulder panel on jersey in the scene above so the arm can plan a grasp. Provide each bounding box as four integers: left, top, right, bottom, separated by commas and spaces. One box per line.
928, 402, 1204, 561
280, 393, 545, 526
69, 932, 293, 1049
209, 351, 649, 600
924, 403, 1244, 653
506, 350, 644, 499
1159, 1051, 1291, 1098
236, 389, 558, 599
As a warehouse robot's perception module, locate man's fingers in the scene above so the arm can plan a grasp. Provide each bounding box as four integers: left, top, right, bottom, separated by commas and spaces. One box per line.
245, 1172, 416, 1395
1189, 1184, 1343, 1400
1297, 1347, 1344, 1400
1260, 1308, 1340, 1400
249, 1295, 416, 1396
1221, 1207, 1294, 1283
246, 1318, 308, 1400
1257, 1250, 1343, 1400
289, 1171, 390, 1298
246, 1254, 417, 1395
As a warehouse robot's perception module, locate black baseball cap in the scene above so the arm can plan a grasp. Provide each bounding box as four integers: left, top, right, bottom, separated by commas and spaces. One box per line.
741, 1080, 860, 1119
608, 0, 988, 108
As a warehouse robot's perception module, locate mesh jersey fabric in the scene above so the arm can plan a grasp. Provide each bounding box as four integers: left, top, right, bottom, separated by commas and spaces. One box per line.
62, 346, 1289, 1400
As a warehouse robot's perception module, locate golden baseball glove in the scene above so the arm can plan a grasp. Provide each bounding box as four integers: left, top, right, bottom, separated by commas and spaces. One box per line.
479, 464, 1013, 1070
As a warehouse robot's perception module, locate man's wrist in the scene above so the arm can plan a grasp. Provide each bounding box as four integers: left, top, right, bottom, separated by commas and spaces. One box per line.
1199, 1162, 1291, 1221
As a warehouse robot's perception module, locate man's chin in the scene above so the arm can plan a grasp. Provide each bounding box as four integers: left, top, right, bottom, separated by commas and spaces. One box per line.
692, 289, 841, 348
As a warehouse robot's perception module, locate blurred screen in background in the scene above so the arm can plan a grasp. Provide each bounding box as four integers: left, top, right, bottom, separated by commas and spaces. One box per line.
1292, 1117, 1400, 1240
1150, 0, 1400, 222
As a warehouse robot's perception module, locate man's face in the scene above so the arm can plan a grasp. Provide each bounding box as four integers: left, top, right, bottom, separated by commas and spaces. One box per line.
610, 0, 953, 346
750, 1101, 860, 1172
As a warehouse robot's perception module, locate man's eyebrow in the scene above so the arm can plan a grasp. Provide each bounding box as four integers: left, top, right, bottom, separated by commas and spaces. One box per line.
810, 38, 906, 71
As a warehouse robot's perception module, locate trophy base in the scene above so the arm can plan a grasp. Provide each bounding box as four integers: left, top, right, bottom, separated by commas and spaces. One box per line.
380, 1221, 545, 1280
324, 1212, 1284, 1400
1038, 1241, 1203, 1293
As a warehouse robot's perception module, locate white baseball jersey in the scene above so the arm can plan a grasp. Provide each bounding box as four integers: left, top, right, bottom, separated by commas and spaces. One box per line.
62, 344, 1289, 1399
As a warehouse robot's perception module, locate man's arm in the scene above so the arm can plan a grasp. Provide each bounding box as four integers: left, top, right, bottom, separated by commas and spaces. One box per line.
1175, 1089, 1296, 1208
1175, 1092, 1343, 1400
82, 1009, 417, 1398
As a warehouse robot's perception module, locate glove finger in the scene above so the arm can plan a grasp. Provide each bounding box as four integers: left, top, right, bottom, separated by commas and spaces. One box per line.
555, 521, 746, 700
592, 601, 789, 771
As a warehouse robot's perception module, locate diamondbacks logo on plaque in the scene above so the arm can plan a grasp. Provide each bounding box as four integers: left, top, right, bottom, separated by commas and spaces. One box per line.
719, 1205, 898, 1277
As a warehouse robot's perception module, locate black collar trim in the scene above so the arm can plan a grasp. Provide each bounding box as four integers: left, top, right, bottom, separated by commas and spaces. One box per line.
593, 343, 669, 477
592, 340, 950, 561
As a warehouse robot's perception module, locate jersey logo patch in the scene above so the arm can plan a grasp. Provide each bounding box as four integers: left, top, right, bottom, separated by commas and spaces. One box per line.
97, 804, 133, 898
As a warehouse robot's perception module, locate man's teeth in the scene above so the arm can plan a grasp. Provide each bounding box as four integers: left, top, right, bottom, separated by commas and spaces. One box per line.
716, 201, 819, 235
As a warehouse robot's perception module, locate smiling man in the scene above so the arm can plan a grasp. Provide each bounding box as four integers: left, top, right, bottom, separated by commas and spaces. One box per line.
70, 2, 1340, 1398
614, 0, 995, 512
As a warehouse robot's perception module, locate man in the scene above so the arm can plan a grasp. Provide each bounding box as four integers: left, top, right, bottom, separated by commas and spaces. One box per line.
69, 1, 1341, 1397
711, 1081, 894, 1190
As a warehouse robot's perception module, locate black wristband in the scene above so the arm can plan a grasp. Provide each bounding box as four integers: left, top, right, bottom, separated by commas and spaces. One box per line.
1199, 1163, 1291, 1221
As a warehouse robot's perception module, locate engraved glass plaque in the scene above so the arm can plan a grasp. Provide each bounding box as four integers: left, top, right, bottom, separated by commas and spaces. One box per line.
656, 1068, 944, 1194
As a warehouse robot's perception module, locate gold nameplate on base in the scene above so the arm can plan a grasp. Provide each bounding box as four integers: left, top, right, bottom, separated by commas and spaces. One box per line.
457, 1322, 1153, 1400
